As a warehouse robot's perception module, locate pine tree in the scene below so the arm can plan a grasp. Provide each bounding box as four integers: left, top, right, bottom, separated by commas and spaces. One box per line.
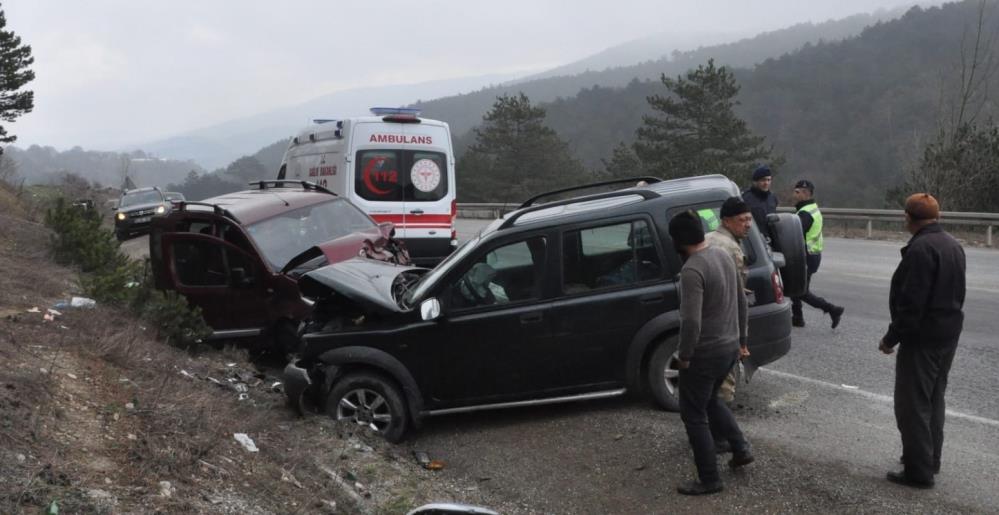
633, 59, 778, 181
0, 7, 34, 146
458, 93, 589, 203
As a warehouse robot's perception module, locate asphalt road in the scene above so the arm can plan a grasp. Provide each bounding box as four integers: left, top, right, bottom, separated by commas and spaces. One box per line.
412, 220, 999, 513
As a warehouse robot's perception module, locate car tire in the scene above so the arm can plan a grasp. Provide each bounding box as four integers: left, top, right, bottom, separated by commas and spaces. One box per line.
326, 371, 408, 443
648, 335, 682, 412
768, 212, 808, 298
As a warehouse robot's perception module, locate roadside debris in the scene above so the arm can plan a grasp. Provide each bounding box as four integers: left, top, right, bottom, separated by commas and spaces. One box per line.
233, 433, 259, 453
158, 480, 175, 498
413, 451, 445, 471
52, 296, 97, 309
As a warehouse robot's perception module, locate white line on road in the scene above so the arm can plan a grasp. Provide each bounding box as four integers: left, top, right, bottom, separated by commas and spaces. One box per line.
829, 272, 999, 295
758, 367, 999, 429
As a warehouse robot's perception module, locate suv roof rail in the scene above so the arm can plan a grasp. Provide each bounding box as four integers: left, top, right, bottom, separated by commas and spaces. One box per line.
176, 201, 240, 223
247, 180, 338, 196
519, 176, 663, 208
500, 188, 660, 230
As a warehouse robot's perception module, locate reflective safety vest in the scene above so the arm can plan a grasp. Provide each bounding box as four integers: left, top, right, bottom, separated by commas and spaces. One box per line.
798, 202, 824, 254
697, 209, 720, 231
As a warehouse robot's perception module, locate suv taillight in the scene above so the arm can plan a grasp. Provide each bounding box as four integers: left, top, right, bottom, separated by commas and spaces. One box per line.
771, 270, 784, 304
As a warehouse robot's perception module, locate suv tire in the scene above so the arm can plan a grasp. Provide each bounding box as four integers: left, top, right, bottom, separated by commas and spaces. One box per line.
768, 213, 808, 298
326, 372, 408, 443
648, 336, 682, 412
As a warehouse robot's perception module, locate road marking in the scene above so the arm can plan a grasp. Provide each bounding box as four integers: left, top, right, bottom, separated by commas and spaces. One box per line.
828, 272, 999, 295
759, 367, 999, 429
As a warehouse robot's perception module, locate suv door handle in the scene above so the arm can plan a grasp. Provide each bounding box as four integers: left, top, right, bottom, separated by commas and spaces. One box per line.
409, 209, 424, 215
520, 312, 543, 324
640, 293, 664, 304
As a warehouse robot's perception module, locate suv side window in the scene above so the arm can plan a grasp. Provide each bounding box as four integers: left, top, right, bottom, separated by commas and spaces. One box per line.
450, 237, 546, 310
562, 220, 662, 293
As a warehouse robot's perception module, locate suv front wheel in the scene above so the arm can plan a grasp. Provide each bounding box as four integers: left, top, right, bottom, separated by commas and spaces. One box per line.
326, 372, 408, 442
648, 336, 682, 412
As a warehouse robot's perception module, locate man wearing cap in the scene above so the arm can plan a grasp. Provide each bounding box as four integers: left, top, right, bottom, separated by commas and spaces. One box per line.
669, 211, 753, 496
791, 180, 845, 328
742, 165, 778, 239
705, 197, 754, 407
880, 193, 966, 489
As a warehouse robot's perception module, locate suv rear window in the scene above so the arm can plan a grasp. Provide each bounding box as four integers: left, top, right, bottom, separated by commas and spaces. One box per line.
355, 150, 448, 202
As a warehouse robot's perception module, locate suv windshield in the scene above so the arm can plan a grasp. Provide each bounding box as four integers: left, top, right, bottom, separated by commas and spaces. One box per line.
120, 190, 163, 207
246, 199, 375, 269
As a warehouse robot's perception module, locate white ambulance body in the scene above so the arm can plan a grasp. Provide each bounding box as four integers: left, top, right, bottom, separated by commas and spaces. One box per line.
278, 108, 457, 266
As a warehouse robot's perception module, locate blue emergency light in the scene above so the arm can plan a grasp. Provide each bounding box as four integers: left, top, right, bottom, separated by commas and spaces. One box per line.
370, 107, 421, 117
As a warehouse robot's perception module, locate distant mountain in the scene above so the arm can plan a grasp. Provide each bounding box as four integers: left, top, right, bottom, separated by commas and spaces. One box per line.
134, 73, 524, 171
6, 145, 203, 189
413, 7, 912, 139
530, 1, 999, 207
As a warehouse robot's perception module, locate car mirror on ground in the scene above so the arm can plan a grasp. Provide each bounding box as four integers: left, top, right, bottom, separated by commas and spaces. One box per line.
420, 298, 441, 321
406, 503, 499, 515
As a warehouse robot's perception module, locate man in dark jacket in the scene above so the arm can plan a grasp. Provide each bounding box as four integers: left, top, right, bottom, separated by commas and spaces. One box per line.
741, 165, 778, 239
880, 193, 966, 489
791, 180, 845, 328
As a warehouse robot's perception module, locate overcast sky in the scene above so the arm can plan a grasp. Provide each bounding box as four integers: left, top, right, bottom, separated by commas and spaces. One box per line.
4, 0, 928, 152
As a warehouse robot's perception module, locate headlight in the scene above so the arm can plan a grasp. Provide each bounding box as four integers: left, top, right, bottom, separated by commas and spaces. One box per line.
116, 212, 126, 221
156, 204, 166, 214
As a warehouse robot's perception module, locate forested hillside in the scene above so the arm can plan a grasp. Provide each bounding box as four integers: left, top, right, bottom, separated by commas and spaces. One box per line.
414, 9, 906, 138
3, 145, 202, 189
539, 1, 998, 207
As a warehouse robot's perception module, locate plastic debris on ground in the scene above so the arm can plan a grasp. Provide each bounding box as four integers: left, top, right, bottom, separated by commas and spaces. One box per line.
233, 433, 259, 452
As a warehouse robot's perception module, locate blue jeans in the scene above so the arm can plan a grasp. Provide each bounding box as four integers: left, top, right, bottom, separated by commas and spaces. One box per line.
679, 351, 749, 484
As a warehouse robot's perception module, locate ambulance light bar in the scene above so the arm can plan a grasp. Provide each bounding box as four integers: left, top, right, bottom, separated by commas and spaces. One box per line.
370, 107, 421, 117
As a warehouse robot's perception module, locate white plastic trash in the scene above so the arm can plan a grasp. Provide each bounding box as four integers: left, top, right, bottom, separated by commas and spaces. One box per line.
70, 296, 97, 308
233, 433, 259, 452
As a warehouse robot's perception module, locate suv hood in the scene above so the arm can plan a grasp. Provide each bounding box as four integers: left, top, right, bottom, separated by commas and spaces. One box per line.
298, 257, 424, 314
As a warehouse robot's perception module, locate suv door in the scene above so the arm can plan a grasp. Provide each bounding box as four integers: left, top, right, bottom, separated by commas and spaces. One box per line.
426, 234, 554, 405
549, 217, 673, 389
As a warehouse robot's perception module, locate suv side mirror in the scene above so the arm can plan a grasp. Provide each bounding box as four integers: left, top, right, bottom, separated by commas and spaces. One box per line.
230, 267, 254, 288
420, 298, 441, 321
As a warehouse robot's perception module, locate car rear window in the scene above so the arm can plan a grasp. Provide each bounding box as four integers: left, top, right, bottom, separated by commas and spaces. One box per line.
246, 199, 375, 270
355, 150, 448, 202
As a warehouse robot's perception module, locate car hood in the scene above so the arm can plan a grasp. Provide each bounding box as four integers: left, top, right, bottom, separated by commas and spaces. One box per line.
298, 257, 424, 314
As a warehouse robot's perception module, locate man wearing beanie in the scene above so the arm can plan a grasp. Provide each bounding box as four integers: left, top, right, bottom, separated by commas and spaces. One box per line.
669, 211, 752, 495
791, 180, 845, 328
705, 197, 754, 407
742, 165, 778, 239
880, 193, 966, 489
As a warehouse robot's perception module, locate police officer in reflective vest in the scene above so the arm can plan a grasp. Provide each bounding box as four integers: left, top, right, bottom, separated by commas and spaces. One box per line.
698, 209, 720, 231
791, 180, 845, 328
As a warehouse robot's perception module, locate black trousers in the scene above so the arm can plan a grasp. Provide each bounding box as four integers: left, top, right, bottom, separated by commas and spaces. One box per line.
679, 351, 748, 484
895, 341, 958, 482
792, 253, 836, 319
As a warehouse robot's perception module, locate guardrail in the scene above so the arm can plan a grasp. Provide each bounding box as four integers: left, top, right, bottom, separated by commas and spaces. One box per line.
456, 203, 999, 247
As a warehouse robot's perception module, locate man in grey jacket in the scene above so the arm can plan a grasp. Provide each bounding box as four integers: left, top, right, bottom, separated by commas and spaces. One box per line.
669, 211, 753, 496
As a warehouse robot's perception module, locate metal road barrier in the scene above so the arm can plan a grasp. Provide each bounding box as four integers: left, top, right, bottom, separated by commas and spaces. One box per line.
456, 203, 999, 247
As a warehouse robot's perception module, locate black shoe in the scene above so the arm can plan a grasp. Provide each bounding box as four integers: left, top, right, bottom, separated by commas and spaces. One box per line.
715, 440, 732, 454
886, 470, 933, 489
677, 480, 724, 496
792, 318, 805, 328
729, 451, 755, 468
829, 306, 844, 329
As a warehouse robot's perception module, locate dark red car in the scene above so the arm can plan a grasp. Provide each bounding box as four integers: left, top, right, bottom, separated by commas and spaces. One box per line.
149, 181, 411, 353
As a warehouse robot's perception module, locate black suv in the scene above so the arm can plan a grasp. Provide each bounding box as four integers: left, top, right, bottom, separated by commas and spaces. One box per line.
114, 187, 171, 240
284, 176, 807, 441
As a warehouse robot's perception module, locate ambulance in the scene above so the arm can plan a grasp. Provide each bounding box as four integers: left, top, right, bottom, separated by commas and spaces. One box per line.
277, 107, 457, 266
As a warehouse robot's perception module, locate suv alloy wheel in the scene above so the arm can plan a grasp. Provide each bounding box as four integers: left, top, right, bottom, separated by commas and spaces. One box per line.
647, 335, 682, 412
326, 372, 408, 442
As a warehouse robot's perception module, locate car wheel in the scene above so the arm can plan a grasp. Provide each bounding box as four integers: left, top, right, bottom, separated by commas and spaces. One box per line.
326, 372, 408, 442
648, 335, 681, 412
768, 212, 808, 298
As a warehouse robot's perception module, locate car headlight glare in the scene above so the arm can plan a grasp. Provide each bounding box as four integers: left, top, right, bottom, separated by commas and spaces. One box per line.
156, 204, 166, 214
116, 212, 126, 221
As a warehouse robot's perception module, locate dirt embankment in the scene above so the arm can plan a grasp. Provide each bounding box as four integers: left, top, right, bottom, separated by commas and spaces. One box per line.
0, 201, 496, 513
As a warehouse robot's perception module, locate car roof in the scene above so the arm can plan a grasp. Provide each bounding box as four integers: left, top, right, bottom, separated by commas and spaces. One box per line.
484, 174, 740, 236
201, 188, 344, 226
